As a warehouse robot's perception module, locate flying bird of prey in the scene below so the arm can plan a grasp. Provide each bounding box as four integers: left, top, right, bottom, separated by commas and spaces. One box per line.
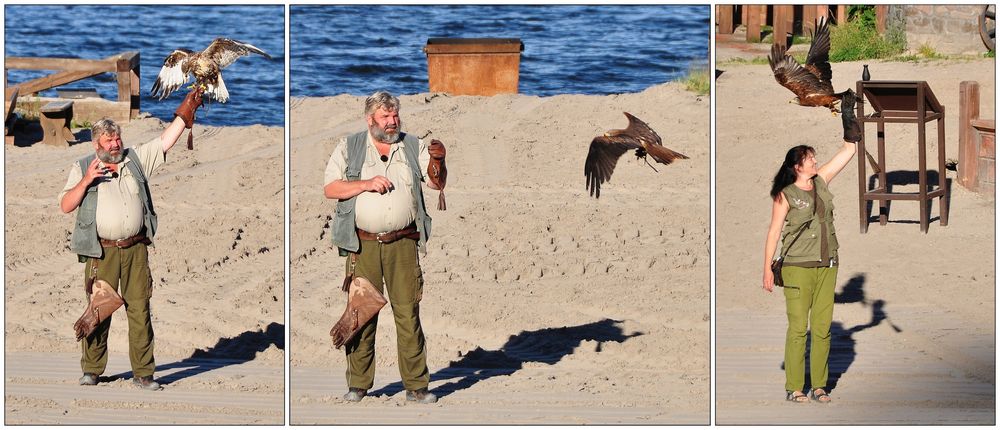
584, 112, 689, 198
768, 18, 847, 114
150, 38, 271, 103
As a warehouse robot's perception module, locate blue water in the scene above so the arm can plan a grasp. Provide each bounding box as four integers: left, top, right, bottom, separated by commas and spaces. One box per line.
290, 5, 709, 97
4, 5, 284, 127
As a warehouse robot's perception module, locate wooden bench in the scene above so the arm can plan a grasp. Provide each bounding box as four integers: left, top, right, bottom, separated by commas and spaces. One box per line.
4, 87, 19, 145
39, 100, 74, 146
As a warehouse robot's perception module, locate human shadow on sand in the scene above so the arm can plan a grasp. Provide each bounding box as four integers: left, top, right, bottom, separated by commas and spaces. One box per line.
367, 318, 643, 399
866, 170, 951, 225
105, 322, 283, 385
781, 275, 903, 393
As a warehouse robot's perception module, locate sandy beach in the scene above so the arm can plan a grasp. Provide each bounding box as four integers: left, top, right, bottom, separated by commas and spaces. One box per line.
715, 58, 995, 424
289, 83, 710, 424
4, 116, 284, 424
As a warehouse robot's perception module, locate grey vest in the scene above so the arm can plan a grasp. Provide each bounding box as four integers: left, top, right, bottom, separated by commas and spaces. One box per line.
331, 131, 432, 255
70, 149, 158, 260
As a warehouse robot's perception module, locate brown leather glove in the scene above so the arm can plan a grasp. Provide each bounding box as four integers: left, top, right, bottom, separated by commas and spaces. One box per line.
174, 88, 205, 129
427, 139, 448, 210
330, 277, 387, 349
840, 89, 862, 143
73, 280, 124, 341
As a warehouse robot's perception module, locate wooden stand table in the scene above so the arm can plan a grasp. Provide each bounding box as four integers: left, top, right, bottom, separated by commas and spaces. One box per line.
856, 80, 949, 233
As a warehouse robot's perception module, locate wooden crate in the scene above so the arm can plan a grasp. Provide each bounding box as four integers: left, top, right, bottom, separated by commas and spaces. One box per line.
424, 38, 523, 96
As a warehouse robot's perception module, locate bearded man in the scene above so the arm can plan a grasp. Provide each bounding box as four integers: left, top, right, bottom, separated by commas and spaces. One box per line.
58, 89, 203, 391
323, 90, 447, 404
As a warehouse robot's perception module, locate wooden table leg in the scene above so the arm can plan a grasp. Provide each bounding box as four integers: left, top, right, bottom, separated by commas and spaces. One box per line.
938, 114, 949, 226
878, 118, 888, 225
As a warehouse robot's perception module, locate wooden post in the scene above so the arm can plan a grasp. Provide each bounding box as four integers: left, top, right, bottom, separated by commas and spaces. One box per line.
803, 5, 817, 36
959, 81, 981, 190
836, 5, 847, 25
875, 5, 888, 34
746, 5, 763, 42
740, 5, 748, 29
116, 51, 139, 120
774, 5, 794, 47
718, 5, 734, 34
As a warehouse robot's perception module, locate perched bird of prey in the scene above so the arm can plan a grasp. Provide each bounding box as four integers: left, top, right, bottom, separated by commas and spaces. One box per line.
584, 112, 689, 198
768, 18, 847, 114
150, 38, 271, 103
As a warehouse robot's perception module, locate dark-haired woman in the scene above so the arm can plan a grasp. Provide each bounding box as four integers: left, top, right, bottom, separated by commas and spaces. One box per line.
762, 92, 862, 404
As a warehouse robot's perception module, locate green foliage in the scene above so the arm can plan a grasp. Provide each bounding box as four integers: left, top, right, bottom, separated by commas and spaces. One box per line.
829, 17, 905, 61
70, 119, 93, 129
681, 67, 710, 96
986, 50, 996, 58
916, 42, 943, 59
847, 5, 877, 30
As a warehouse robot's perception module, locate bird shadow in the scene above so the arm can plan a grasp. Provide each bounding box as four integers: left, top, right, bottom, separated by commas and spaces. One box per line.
780, 275, 903, 393
104, 322, 283, 385
367, 318, 644, 399
866, 170, 951, 225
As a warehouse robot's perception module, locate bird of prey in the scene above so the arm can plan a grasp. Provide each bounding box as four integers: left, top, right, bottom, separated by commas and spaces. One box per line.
150, 38, 271, 103
768, 18, 847, 114
584, 112, 689, 198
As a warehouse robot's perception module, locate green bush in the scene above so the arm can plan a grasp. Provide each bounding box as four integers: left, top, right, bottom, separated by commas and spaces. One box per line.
682, 67, 710, 96
829, 18, 906, 61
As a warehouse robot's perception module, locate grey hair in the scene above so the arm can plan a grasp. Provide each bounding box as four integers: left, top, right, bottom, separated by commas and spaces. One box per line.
364, 91, 400, 117
91, 118, 121, 139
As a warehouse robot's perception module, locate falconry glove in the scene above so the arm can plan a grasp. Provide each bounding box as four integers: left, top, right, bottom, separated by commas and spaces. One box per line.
840, 89, 862, 143
427, 139, 448, 210
174, 88, 205, 149
330, 277, 387, 349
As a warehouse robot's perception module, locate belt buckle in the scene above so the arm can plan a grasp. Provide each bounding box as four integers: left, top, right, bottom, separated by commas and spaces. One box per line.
375, 231, 389, 243
114, 238, 128, 248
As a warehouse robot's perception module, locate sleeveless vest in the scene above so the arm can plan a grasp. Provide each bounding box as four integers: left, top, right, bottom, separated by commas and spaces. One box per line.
330, 131, 432, 255
780, 175, 838, 263
70, 149, 157, 260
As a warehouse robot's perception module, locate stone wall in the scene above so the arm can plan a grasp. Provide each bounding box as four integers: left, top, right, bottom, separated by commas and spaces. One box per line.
903, 5, 990, 55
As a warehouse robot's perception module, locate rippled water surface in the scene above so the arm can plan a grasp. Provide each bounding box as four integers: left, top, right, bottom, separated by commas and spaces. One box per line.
291, 5, 709, 97
5, 5, 284, 127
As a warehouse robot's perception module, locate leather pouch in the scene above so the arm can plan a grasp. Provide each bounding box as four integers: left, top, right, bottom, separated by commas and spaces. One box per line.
73, 279, 124, 341
330, 277, 387, 349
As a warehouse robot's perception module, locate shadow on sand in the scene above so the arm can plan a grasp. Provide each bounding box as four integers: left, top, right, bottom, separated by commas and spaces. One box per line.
106, 322, 283, 385
368, 318, 643, 399
866, 170, 951, 225
780, 274, 903, 393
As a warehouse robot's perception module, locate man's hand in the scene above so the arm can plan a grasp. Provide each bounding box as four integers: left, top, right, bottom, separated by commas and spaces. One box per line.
174, 88, 205, 129
428, 139, 446, 160
365, 176, 394, 194
82, 158, 107, 185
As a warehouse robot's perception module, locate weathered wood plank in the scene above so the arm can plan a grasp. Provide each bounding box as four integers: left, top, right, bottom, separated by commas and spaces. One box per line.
958, 81, 980, 189
16, 69, 101, 96
4, 57, 114, 73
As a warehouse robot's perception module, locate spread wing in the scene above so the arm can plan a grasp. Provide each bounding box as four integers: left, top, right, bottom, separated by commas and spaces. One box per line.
802, 18, 833, 89
202, 37, 272, 69
584, 134, 641, 198
768, 42, 833, 102
623, 112, 688, 164
150, 48, 195, 100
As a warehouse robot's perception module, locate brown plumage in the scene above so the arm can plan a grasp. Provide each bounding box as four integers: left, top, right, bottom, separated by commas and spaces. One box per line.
768, 18, 846, 113
584, 112, 689, 198
150, 38, 271, 103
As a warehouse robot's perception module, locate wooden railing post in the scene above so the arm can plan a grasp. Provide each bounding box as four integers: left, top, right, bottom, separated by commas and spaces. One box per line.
116, 51, 139, 120
746, 5, 763, 42
718, 5, 735, 34
875, 5, 888, 34
836, 5, 847, 25
958, 81, 980, 190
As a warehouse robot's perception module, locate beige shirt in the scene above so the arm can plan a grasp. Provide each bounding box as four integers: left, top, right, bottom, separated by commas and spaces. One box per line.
324, 132, 430, 233
60, 137, 166, 240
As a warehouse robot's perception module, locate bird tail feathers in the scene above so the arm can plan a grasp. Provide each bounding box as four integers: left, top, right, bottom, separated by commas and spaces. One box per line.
647, 145, 689, 165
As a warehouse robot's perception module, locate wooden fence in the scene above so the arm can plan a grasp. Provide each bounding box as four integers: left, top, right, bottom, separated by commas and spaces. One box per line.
4, 51, 139, 123
717, 5, 888, 45
958, 81, 996, 197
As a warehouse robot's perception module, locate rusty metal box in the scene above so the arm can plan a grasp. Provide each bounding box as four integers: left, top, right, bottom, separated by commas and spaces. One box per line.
423, 38, 524, 96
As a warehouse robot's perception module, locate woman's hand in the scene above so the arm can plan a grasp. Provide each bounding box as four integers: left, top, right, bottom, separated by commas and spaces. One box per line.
763, 268, 775, 292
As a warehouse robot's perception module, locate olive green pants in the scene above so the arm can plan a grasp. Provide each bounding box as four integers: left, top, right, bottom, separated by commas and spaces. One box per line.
81, 244, 155, 377
344, 238, 429, 391
781, 265, 837, 392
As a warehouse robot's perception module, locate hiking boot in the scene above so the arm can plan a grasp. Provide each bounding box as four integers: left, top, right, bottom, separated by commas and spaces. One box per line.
132, 376, 162, 391
406, 388, 438, 404
79, 373, 98, 386
343, 387, 367, 402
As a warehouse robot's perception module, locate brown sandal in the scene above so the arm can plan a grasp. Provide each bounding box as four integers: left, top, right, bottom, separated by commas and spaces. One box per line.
786, 390, 809, 403
810, 388, 831, 403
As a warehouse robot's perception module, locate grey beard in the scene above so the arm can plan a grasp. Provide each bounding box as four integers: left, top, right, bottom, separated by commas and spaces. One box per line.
97, 148, 125, 164
370, 125, 400, 144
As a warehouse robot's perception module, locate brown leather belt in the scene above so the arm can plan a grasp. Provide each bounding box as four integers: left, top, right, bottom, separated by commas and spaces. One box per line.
357, 224, 419, 244
99, 234, 151, 249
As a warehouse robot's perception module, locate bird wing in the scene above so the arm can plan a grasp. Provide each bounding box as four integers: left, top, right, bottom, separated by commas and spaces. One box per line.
622, 112, 688, 164
150, 48, 195, 100
203, 37, 272, 69
584, 134, 641, 198
768, 42, 833, 101
803, 18, 834, 91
